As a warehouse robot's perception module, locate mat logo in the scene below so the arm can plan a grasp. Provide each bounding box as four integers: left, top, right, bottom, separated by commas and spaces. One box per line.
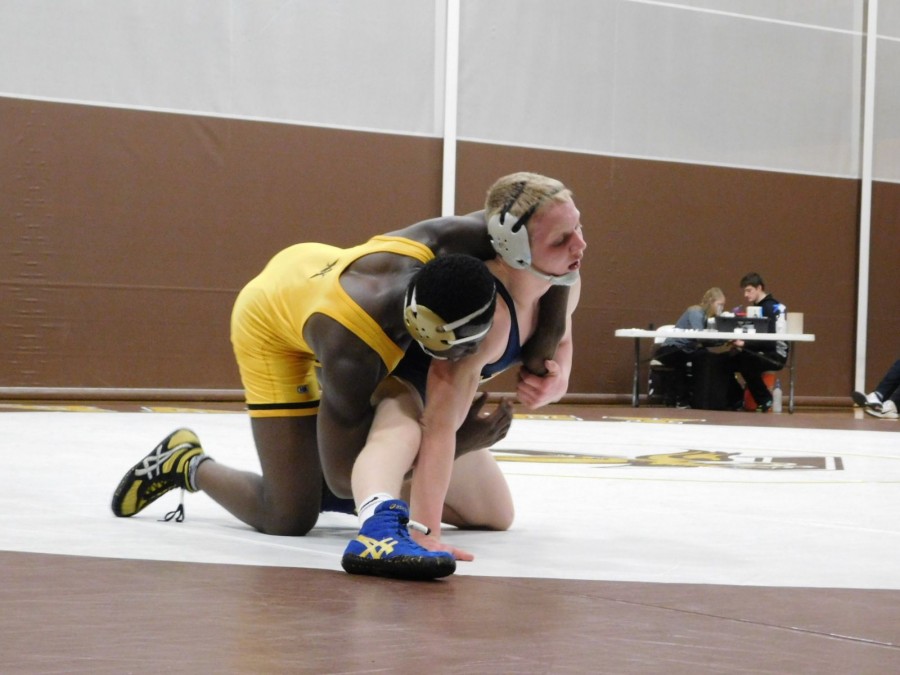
497, 449, 843, 470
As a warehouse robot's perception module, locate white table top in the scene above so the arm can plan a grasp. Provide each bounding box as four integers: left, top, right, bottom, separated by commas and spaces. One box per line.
614, 328, 816, 342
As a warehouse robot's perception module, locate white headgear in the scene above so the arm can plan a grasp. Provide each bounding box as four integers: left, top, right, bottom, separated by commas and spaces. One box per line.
487, 207, 535, 269
487, 186, 579, 287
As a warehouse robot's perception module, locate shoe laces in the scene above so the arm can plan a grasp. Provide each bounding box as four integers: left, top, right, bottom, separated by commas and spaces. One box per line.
408, 519, 431, 536
135, 442, 195, 481
375, 509, 432, 540
161, 490, 187, 523
390, 506, 432, 536
156, 454, 208, 523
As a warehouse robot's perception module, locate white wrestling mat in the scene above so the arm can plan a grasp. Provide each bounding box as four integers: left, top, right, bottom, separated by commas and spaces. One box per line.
1, 409, 897, 589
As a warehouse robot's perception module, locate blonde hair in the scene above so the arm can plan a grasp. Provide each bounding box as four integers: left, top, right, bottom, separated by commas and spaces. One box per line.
484, 172, 573, 223
700, 287, 725, 318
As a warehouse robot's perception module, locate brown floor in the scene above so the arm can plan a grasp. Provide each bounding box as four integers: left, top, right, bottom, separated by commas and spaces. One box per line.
1, 402, 899, 674
2, 549, 898, 674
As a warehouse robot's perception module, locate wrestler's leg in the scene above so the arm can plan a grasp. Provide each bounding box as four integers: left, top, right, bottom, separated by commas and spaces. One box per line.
195, 415, 323, 536
350, 379, 422, 505
400, 448, 514, 531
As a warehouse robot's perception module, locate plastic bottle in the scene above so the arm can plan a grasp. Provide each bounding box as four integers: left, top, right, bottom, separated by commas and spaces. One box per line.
772, 378, 783, 413
775, 304, 787, 334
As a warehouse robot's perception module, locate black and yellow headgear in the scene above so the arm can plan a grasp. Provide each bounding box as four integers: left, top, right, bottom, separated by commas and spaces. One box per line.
402, 255, 497, 359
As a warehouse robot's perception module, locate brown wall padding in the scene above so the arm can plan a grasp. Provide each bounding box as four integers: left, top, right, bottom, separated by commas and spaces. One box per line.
455, 142, 900, 402
2, 97, 898, 402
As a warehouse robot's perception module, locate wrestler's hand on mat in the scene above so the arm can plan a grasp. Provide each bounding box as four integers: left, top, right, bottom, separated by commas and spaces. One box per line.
517, 358, 567, 409
412, 530, 474, 562
454, 393, 513, 457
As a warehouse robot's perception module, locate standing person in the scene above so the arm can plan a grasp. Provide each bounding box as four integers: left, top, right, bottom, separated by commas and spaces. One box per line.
852, 358, 900, 419
652, 287, 726, 408
111, 174, 571, 543
342, 172, 584, 580
730, 272, 788, 411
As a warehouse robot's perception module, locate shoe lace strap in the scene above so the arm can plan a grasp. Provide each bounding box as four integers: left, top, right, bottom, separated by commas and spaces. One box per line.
407, 519, 431, 536
137, 443, 192, 480
161, 489, 186, 523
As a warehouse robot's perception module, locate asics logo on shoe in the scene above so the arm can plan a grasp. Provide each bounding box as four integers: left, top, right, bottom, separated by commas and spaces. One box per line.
351, 535, 399, 559
134, 442, 195, 479
111, 429, 202, 518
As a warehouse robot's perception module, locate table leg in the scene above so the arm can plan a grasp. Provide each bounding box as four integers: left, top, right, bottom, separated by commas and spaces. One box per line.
788, 345, 797, 414
632, 338, 640, 407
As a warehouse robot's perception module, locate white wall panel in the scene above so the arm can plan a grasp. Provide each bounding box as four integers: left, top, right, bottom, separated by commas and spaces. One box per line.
0, 0, 442, 135
874, 37, 900, 181
610, 2, 862, 176
227, 1, 442, 134
457, 0, 619, 156
649, 0, 862, 32
0, 0, 892, 179
458, 0, 865, 178
872, 0, 900, 181
877, 1, 900, 37
0, 1, 228, 109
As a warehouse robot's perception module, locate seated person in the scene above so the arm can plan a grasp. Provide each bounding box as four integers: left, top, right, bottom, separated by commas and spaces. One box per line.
852, 358, 900, 419
730, 272, 789, 412
653, 287, 725, 408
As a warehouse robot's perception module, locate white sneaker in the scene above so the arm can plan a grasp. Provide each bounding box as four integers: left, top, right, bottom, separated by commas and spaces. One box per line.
852, 391, 883, 409
864, 399, 898, 419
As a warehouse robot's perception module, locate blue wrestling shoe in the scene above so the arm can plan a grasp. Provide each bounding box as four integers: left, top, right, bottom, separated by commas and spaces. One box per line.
341, 499, 456, 580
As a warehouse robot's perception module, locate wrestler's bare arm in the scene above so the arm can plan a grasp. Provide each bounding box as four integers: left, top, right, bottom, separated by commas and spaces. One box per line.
305, 314, 389, 497
521, 284, 570, 376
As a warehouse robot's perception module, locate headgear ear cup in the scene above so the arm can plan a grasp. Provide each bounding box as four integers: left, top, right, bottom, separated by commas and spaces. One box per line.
403, 283, 496, 356
487, 209, 532, 268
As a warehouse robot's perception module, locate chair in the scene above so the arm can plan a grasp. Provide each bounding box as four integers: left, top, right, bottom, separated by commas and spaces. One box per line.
743, 372, 778, 411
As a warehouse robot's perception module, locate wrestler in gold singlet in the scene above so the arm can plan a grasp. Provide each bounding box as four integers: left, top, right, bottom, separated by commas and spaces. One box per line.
231, 235, 434, 417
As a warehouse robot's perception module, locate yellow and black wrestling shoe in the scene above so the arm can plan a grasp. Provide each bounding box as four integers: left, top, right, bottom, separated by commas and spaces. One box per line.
111, 428, 209, 518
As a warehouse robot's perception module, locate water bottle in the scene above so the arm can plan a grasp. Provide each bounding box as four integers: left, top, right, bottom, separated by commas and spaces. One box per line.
775, 304, 787, 334
772, 378, 783, 413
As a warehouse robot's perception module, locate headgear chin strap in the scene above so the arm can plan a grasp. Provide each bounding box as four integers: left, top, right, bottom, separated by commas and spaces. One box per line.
526, 266, 580, 286
487, 185, 578, 287
403, 285, 495, 358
